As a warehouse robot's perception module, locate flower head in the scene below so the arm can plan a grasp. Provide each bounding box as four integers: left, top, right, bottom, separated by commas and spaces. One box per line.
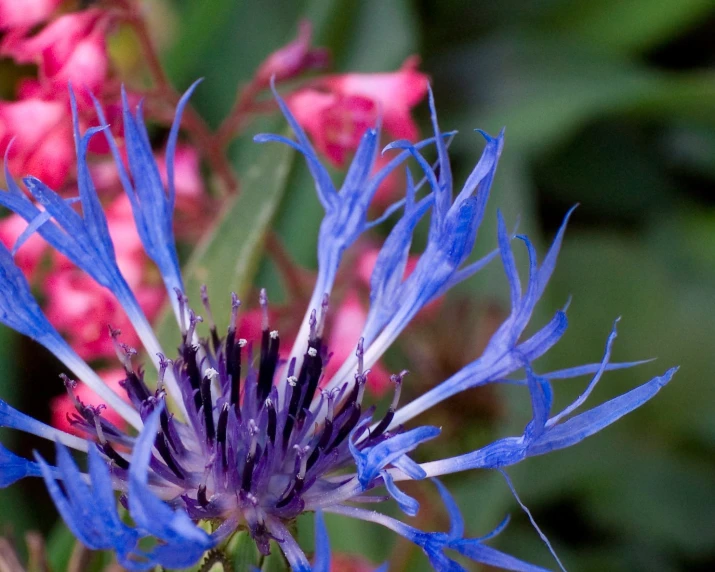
0, 82, 675, 571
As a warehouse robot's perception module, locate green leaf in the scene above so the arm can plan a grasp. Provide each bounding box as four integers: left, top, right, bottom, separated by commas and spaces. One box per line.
228, 531, 261, 571
538, 0, 715, 54
448, 34, 715, 154
46, 524, 77, 572
261, 541, 289, 572
155, 125, 294, 353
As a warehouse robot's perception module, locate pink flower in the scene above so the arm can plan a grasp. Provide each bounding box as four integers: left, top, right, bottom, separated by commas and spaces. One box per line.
288, 89, 377, 166
288, 57, 429, 166
0, 0, 60, 31
51, 368, 129, 434
323, 56, 428, 141
0, 97, 74, 188
2, 10, 111, 100
0, 213, 47, 278
324, 292, 391, 396
45, 270, 134, 360
255, 20, 329, 87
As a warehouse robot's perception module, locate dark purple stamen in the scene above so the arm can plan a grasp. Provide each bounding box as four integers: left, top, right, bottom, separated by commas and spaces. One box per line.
100, 443, 130, 470
200, 374, 215, 443
216, 404, 229, 468
257, 328, 280, 403
154, 432, 186, 479
197, 484, 209, 508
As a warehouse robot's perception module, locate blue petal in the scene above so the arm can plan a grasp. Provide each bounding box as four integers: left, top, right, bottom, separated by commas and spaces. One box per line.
383, 470, 420, 516
0, 242, 64, 345
0, 444, 43, 487
432, 479, 464, 540
529, 367, 677, 456
427, 86, 453, 222
352, 425, 440, 486
497, 210, 521, 309
312, 511, 331, 572
261, 80, 337, 211
166, 79, 202, 209
36, 445, 110, 550
127, 404, 215, 566
523, 366, 552, 442
450, 540, 550, 572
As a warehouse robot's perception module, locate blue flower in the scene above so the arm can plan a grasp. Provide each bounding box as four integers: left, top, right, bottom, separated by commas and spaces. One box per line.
0, 82, 675, 571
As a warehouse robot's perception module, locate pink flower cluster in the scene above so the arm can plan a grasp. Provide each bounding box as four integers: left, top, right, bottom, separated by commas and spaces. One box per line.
0, 9, 431, 433
0, 0, 207, 432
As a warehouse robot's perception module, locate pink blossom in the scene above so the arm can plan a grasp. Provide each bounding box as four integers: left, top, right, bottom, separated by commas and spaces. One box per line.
45, 270, 137, 360
255, 20, 329, 87
0, 0, 60, 31
2, 10, 111, 100
51, 368, 129, 434
0, 213, 47, 278
288, 57, 429, 166
288, 89, 377, 166
0, 97, 74, 188
323, 56, 428, 141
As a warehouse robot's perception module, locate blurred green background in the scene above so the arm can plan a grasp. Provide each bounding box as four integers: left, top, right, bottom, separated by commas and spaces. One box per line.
3, 0, 715, 570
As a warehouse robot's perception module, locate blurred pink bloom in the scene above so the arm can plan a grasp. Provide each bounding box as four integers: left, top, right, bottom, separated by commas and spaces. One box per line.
43, 268, 162, 360
256, 20, 329, 87
0, 0, 60, 31
288, 57, 429, 166
288, 89, 377, 166
0, 97, 74, 188
105, 195, 153, 285
0, 213, 47, 278
324, 291, 390, 396
51, 368, 129, 434
2, 9, 111, 100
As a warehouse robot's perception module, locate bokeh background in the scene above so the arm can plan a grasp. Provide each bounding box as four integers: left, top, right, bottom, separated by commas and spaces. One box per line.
3, 0, 715, 570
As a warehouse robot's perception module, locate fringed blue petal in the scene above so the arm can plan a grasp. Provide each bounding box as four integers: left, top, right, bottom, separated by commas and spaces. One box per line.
432, 479, 464, 540
0, 242, 65, 346
382, 470, 420, 516
523, 366, 552, 442
449, 540, 550, 572
312, 511, 331, 572
260, 80, 338, 210
414, 328, 677, 476
0, 444, 43, 487
497, 211, 521, 309
127, 404, 215, 568
529, 367, 677, 456
35, 444, 142, 560
166, 80, 202, 209
326, 504, 549, 572
350, 424, 440, 487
